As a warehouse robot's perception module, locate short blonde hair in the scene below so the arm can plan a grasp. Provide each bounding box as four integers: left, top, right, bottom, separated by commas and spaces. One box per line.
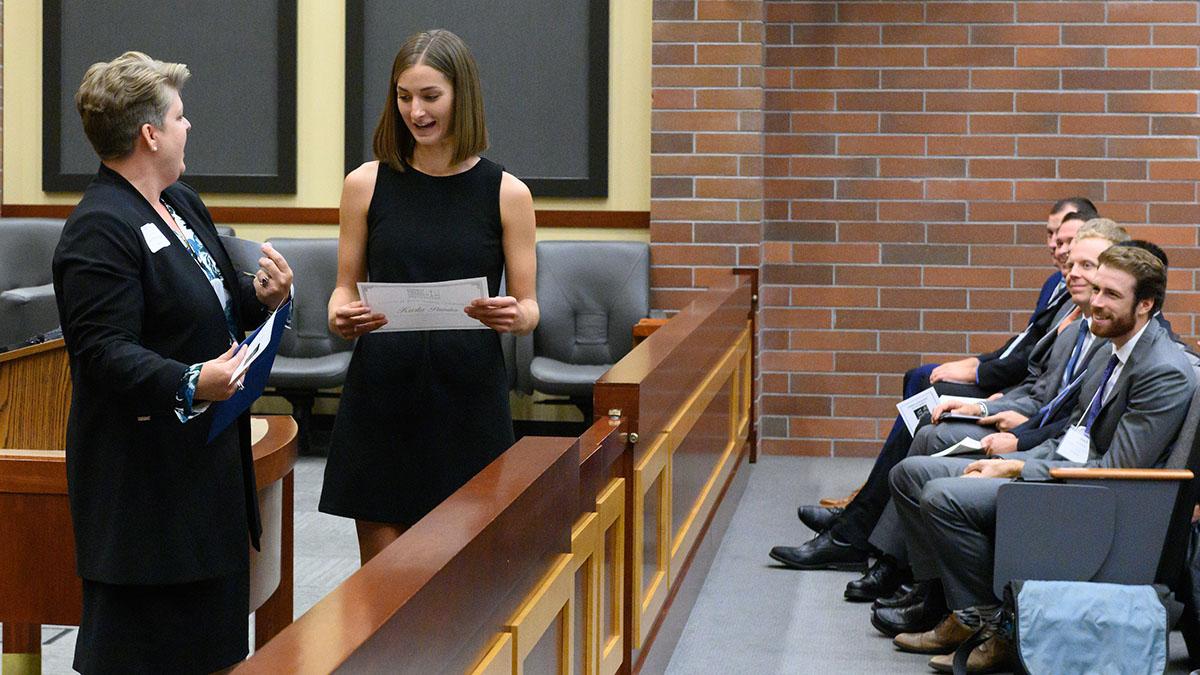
75, 51, 190, 160
1075, 218, 1130, 246
373, 29, 488, 170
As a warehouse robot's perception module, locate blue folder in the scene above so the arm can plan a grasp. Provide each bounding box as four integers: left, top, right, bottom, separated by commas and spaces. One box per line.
207, 299, 292, 443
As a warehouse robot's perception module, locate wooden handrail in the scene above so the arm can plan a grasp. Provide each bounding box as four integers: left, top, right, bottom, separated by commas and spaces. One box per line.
1050, 467, 1195, 481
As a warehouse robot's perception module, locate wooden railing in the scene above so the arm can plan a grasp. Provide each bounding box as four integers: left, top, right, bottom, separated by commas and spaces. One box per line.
243, 269, 758, 673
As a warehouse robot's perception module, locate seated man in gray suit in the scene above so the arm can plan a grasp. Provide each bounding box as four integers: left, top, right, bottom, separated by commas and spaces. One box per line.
888, 245, 1197, 673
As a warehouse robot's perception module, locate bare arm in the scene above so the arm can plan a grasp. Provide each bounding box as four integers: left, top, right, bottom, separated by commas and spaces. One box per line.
465, 171, 539, 335
327, 162, 388, 338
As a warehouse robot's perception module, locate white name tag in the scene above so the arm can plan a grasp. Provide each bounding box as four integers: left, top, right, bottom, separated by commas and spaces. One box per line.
1056, 425, 1091, 463
141, 223, 171, 253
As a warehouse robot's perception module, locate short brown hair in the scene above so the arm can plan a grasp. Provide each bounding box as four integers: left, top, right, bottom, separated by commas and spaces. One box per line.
75, 51, 189, 160
1097, 244, 1167, 314
372, 29, 488, 170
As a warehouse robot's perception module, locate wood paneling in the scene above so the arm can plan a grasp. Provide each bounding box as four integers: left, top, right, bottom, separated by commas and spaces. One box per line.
0, 340, 71, 451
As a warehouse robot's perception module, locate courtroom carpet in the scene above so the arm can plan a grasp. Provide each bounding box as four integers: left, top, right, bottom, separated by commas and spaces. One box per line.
17, 455, 1193, 673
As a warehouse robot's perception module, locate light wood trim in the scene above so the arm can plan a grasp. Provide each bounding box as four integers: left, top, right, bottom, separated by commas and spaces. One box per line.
506, 553, 575, 675
595, 479, 624, 675
631, 432, 669, 648
660, 326, 750, 453
467, 633, 514, 675
570, 512, 599, 675
1051, 468, 1195, 481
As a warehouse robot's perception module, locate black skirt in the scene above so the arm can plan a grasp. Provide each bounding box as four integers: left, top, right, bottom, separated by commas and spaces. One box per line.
73, 573, 248, 674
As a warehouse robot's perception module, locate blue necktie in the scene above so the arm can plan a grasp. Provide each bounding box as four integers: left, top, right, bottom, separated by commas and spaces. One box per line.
1083, 354, 1121, 432
1060, 319, 1089, 388
1037, 368, 1087, 428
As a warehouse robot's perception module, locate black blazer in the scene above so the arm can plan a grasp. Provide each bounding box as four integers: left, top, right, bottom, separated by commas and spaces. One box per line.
52, 165, 268, 585
975, 289, 1072, 392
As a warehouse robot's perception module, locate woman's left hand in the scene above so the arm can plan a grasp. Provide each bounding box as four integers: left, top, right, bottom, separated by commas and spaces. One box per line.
254, 242, 294, 308
465, 296, 525, 333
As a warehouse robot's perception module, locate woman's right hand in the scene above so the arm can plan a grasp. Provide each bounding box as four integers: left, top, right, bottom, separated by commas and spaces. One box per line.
195, 343, 247, 402
331, 301, 388, 339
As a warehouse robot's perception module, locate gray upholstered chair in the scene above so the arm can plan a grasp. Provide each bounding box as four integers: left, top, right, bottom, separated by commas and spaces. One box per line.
521, 240, 650, 422
0, 218, 64, 347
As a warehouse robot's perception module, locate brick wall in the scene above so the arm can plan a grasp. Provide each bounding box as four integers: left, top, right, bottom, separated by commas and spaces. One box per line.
652, 1, 1200, 456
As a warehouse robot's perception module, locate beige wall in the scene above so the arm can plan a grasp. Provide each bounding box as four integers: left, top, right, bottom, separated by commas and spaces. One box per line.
3, 0, 651, 242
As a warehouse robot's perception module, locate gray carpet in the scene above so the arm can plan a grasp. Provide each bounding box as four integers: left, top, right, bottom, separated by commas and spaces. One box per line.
664, 455, 1194, 674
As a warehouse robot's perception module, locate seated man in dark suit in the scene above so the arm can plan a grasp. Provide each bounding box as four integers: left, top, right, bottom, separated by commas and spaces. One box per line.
888, 245, 1197, 673
769, 209, 1094, 577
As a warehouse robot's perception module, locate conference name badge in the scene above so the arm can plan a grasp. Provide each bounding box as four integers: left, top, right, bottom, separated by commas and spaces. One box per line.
1056, 425, 1090, 463
141, 223, 171, 253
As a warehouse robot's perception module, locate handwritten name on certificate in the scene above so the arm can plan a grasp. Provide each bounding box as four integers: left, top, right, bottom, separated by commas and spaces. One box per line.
357, 277, 490, 332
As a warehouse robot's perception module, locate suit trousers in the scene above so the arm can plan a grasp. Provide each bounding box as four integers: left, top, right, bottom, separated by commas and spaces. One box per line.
890, 455, 1009, 610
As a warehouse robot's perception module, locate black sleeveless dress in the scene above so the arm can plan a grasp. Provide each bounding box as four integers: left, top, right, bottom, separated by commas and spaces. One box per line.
319, 158, 515, 524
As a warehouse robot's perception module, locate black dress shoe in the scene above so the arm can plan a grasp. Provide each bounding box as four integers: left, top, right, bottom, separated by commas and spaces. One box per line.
844, 556, 909, 602
870, 580, 947, 636
769, 531, 869, 571
797, 505, 844, 532
871, 583, 916, 610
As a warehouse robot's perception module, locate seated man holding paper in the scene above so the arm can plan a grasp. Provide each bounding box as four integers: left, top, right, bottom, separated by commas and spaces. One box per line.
886, 245, 1196, 672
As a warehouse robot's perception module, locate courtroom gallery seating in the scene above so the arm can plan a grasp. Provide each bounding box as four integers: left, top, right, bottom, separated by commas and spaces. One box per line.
0, 218, 64, 348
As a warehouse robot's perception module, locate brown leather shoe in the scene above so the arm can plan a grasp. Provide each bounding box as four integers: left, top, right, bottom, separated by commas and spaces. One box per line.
893, 613, 975, 654
818, 485, 861, 508
928, 632, 1015, 673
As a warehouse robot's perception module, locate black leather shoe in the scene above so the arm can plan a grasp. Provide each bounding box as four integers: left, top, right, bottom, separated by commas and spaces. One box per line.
844, 556, 909, 602
871, 583, 916, 610
870, 581, 947, 636
769, 531, 868, 571
797, 505, 843, 532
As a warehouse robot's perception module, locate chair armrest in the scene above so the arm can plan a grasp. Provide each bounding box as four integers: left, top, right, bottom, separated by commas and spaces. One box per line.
1049, 468, 1194, 481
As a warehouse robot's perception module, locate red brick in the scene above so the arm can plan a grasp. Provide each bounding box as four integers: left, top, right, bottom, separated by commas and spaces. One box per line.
653, 44, 695, 66
763, 178, 835, 199
1126, 224, 1198, 246
739, 155, 764, 175
792, 373, 879, 396
789, 113, 879, 134
1016, 136, 1106, 158
765, 46, 835, 67
1110, 137, 1198, 159
832, 395, 903, 419
654, 21, 741, 43
1015, 92, 1105, 113
883, 25, 970, 45
653, 66, 740, 87
790, 157, 879, 177
837, 2, 924, 23
786, 286, 880, 308
1149, 161, 1200, 181
1016, 47, 1105, 67
1149, 204, 1200, 225
968, 201, 1051, 223
764, 308, 842, 329
740, 112, 764, 133
760, 438, 832, 457
695, 133, 760, 154
1060, 159, 1148, 180
837, 352, 923, 374
652, 132, 694, 154
924, 267, 1013, 288
765, 134, 835, 155
883, 69, 970, 89
970, 24, 1059, 45
839, 221, 926, 243
969, 114, 1057, 135
880, 332, 969, 354
761, 394, 832, 417
835, 309, 921, 331
881, 113, 968, 134
765, 91, 836, 111
1013, 180, 1105, 202
1152, 67, 1200, 89
879, 202, 968, 222
791, 68, 880, 89
1109, 93, 1198, 114
652, 177, 694, 199
697, 44, 762, 65
1109, 47, 1197, 68
762, 350, 837, 373
836, 179, 924, 200
928, 92, 1013, 112
927, 3, 1015, 23
791, 24, 881, 45
1060, 24, 1152, 44
838, 47, 925, 68
923, 309, 1014, 332
1092, 202, 1149, 223
1154, 26, 1200, 45
653, 89, 695, 110
742, 22, 764, 44
927, 47, 1015, 67
790, 417, 879, 440
925, 180, 1013, 201
697, 89, 762, 109
766, 2, 836, 22
653, 0, 695, 21
1018, 2, 1105, 23
1107, 2, 1197, 23
1062, 69, 1152, 91
652, 155, 740, 176
969, 289, 1046, 311
879, 158, 967, 177
835, 266, 922, 287
838, 135, 925, 156
928, 136, 1016, 157
787, 200, 878, 221
695, 178, 762, 199
651, 200, 741, 221
1060, 115, 1148, 136
653, 110, 741, 131
650, 221, 693, 243
651, 289, 706, 312
882, 288, 968, 309
968, 159, 1055, 179
971, 69, 1060, 90
697, 0, 762, 21
651, 266, 693, 288
652, 243, 739, 266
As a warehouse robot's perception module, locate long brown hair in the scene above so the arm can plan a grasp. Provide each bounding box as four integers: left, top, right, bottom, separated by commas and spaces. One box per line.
372, 29, 488, 170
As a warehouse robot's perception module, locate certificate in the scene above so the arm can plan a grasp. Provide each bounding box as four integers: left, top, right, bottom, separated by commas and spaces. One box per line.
358, 277, 490, 332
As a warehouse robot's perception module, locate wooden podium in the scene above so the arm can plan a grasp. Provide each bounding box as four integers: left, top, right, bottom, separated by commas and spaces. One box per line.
0, 340, 298, 674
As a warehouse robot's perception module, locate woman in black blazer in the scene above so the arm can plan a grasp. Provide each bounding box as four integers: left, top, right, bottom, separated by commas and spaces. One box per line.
51, 51, 293, 673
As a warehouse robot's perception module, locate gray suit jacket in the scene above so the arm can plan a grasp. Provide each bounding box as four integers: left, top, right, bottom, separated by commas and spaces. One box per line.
1013, 318, 1197, 480
987, 317, 1109, 418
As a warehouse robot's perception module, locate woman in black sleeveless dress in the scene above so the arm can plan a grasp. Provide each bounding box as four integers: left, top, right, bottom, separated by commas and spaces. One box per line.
320, 30, 538, 564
